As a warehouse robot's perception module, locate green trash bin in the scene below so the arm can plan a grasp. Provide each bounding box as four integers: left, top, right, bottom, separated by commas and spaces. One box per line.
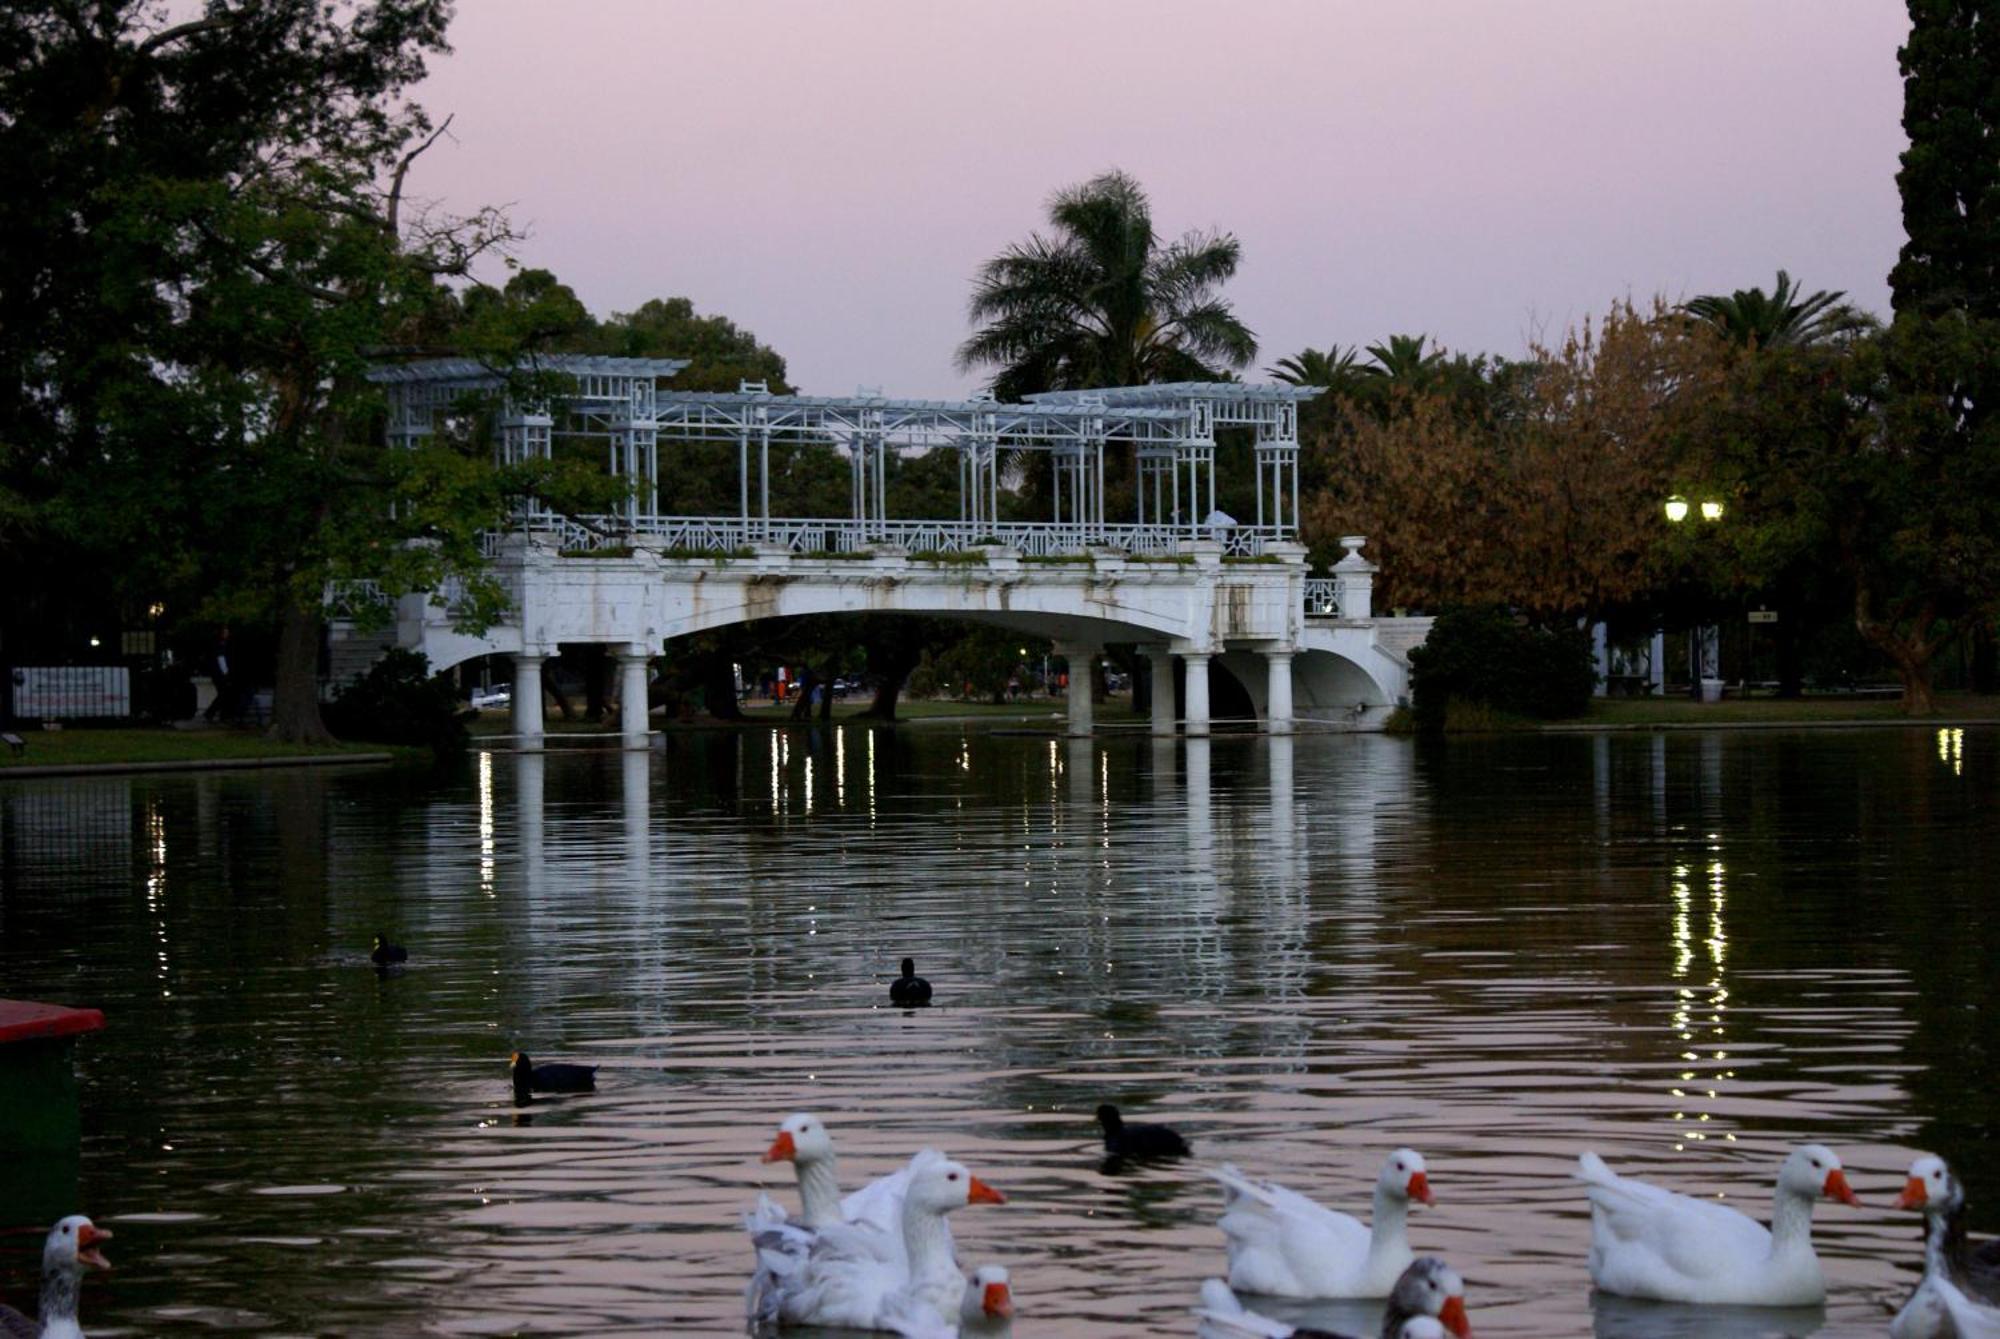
0, 1000, 106, 1224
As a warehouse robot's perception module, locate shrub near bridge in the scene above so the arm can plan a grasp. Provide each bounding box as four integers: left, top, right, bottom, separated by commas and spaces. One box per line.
323, 649, 470, 755
1408, 607, 1595, 732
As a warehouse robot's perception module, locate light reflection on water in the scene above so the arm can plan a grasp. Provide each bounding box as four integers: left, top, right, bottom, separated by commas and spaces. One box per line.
0, 727, 1995, 1336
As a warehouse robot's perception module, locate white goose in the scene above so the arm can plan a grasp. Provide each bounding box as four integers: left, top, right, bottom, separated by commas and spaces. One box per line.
765, 1150, 1006, 1332
885, 1263, 1015, 1338
1577, 1145, 1858, 1305
760, 1112, 938, 1236
0, 1215, 112, 1339
1194, 1255, 1472, 1338
1213, 1150, 1434, 1299
1893, 1154, 2000, 1339
746, 1111, 953, 1298
1909, 1274, 2000, 1339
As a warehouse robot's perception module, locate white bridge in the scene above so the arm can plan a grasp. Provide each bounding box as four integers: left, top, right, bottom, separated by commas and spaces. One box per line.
350, 357, 1430, 747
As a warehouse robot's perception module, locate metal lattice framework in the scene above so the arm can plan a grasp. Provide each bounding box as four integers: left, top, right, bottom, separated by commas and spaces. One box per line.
365, 357, 1320, 556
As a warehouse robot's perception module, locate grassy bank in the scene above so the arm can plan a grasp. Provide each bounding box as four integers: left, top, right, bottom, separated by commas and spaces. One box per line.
1386, 691, 2000, 735
0, 727, 409, 770
1569, 691, 2000, 728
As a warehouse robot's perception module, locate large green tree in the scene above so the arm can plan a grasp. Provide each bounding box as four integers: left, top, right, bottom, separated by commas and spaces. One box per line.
1891, 1, 1998, 323
955, 171, 1257, 400
1676, 272, 1876, 694
0, 2, 579, 742
1869, 0, 2000, 705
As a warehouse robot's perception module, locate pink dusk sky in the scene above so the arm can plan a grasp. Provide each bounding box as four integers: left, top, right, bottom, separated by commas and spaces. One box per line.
411, 1, 1910, 397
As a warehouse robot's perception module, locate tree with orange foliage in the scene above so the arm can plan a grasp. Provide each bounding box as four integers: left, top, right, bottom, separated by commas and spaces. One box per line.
1303, 301, 1729, 626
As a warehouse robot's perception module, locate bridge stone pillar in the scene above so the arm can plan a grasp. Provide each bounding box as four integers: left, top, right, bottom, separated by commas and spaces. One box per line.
1149, 649, 1176, 735
1335, 536, 1375, 619
617, 648, 653, 750
1055, 641, 1097, 737
1183, 652, 1212, 738
512, 653, 546, 752
1265, 650, 1295, 734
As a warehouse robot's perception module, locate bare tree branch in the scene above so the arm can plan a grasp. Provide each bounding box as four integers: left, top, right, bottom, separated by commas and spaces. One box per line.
386, 113, 454, 240
136, 14, 235, 59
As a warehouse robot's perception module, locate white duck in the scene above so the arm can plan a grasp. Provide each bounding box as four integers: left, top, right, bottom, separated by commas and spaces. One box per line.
1213, 1150, 1434, 1298
765, 1150, 1006, 1332
0, 1215, 112, 1339
1194, 1255, 1472, 1338
1893, 1154, 2000, 1339
1577, 1144, 1858, 1305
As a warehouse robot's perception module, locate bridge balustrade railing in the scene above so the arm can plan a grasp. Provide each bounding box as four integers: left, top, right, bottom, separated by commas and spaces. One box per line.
1302, 577, 1349, 617
325, 580, 392, 618
484, 515, 1295, 560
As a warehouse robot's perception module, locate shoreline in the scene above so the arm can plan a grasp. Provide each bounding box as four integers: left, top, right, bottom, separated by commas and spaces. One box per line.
0, 752, 398, 780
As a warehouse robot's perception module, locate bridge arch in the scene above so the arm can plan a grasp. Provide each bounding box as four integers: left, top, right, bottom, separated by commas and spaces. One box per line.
1216, 644, 1400, 728
650, 575, 1201, 650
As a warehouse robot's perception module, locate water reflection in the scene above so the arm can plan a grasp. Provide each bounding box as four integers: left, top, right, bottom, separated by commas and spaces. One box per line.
477, 749, 496, 899
1591, 1293, 1826, 1338
1667, 839, 1732, 1152
0, 730, 1991, 1336
1937, 727, 1964, 776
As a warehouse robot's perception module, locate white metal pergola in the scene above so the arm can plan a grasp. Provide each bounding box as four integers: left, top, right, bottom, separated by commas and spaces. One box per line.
366, 357, 1320, 556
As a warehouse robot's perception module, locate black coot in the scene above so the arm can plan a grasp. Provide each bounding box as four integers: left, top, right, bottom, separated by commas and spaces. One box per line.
510, 1051, 597, 1102
889, 957, 932, 1006
371, 933, 408, 965
1096, 1103, 1189, 1158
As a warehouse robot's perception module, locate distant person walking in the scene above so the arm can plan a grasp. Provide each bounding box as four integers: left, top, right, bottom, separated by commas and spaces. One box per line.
203, 628, 235, 722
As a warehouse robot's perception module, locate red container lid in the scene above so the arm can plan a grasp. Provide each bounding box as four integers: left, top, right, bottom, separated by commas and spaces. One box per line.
0, 1000, 106, 1045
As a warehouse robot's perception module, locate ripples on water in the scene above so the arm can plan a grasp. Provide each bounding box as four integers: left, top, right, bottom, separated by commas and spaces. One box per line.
1, 727, 1995, 1336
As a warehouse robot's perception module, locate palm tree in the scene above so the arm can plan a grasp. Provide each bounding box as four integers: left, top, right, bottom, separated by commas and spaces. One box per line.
1363, 333, 1444, 382
1268, 343, 1366, 388
1682, 270, 1875, 349
956, 171, 1257, 400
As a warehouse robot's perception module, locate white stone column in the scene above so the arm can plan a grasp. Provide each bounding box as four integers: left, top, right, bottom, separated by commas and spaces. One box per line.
1150, 649, 1176, 736
1265, 650, 1294, 734
617, 649, 653, 750
1055, 642, 1096, 737
1183, 652, 1212, 738
512, 653, 545, 752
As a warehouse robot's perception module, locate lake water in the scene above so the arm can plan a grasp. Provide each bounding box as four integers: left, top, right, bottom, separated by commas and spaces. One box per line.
1, 726, 1994, 1336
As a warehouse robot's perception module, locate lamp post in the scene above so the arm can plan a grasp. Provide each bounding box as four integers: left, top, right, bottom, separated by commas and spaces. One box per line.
1666, 494, 1726, 701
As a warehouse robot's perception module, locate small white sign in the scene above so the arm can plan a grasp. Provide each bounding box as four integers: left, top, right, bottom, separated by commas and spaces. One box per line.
1748, 610, 1779, 624
9, 666, 131, 718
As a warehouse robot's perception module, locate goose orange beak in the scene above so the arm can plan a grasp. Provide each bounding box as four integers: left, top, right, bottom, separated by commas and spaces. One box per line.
763, 1130, 797, 1164
1898, 1176, 1928, 1210
967, 1175, 1006, 1205
1407, 1170, 1435, 1205
1439, 1294, 1470, 1337
1824, 1168, 1859, 1206
983, 1281, 1013, 1317
76, 1223, 111, 1270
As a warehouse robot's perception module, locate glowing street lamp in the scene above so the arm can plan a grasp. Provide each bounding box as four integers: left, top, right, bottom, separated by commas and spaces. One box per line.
1663, 493, 1726, 700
